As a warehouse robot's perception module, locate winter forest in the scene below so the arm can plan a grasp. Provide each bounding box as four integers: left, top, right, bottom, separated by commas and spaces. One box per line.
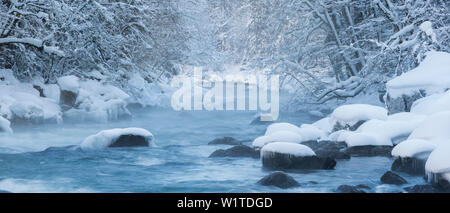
0, 0, 450, 193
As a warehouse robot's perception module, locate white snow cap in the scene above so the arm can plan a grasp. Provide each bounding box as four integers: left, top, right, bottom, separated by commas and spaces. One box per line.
425, 143, 450, 174
411, 90, 450, 115
407, 111, 450, 145
265, 122, 301, 136
253, 131, 302, 148
392, 139, 436, 158
331, 104, 388, 125
261, 142, 316, 157
80, 127, 154, 150
387, 51, 450, 98
0, 116, 13, 133
339, 131, 392, 147
57, 75, 79, 93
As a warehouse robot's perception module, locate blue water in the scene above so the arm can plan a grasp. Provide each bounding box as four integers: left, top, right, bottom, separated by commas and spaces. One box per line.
0, 109, 426, 192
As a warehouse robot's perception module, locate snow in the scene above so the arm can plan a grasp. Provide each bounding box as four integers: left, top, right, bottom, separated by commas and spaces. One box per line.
0, 84, 62, 123
298, 124, 327, 141
0, 116, 13, 133
43, 84, 60, 102
126, 73, 171, 107
339, 131, 392, 147
265, 122, 301, 136
419, 21, 437, 43
411, 90, 450, 115
312, 117, 334, 133
386, 51, 450, 98
425, 143, 450, 174
331, 104, 388, 126
63, 80, 131, 123
57, 75, 79, 93
260, 142, 316, 158
80, 128, 154, 150
392, 139, 436, 158
407, 111, 450, 145
252, 131, 303, 148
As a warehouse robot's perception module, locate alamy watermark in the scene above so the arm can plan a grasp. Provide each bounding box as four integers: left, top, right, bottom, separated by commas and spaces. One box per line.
170, 66, 279, 121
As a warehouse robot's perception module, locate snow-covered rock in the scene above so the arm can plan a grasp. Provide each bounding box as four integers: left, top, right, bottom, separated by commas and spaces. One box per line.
425, 144, 450, 189
262, 122, 326, 143
330, 104, 387, 131
261, 142, 336, 170
411, 90, 450, 115
0, 85, 62, 124
386, 51, 450, 114
80, 127, 154, 150
392, 139, 437, 159
252, 131, 303, 149
312, 117, 334, 134
407, 111, 450, 144
0, 116, 13, 133
264, 122, 301, 136
63, 80, 131, 123
126, 73, 170, 107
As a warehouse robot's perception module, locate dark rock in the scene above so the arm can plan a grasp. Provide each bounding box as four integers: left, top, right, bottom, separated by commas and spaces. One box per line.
108, 134, 149, 147
209, 145, 259, 158
391, 157, 426, 175
425, 172, 450, 190
60, 90, 78, 111
257, 171, 300, 189
336, 185, 367, 193
344, 145, 393, 157
380, 171, 407, 185
404, 184, 450, 193
302, 141, 350, 159
332, 120, 366, 132
308, 181, 319, 184
208, 137, 242, 145
356, 184, 371, 190
386, 92, 425, 115
261, 151, 336, 170
33, 85, 45, 97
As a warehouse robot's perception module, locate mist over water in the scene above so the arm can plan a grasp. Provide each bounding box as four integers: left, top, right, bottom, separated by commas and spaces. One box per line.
0, 108, 426, 192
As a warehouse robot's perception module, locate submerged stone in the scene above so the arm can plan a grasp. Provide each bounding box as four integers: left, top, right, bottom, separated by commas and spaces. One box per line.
209, 145, 259, 158
336, 185, 367, 193
380, 171, 407, 185
257, 171, 300, 189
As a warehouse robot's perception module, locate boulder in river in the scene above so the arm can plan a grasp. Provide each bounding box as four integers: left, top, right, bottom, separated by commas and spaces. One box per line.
80, 127, 154, 150
257, 171, 300, 189
391, 157, 427, 175
380, 171, 407, 185
261, 142, 336, 170
344, 145, 393, 157
208, 137, 242, 145
404, 184, 450, 193
209, 145, 259, 158
336, 185, 368, 193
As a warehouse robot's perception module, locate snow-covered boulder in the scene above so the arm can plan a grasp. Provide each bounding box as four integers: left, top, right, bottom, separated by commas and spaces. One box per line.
63, 80, 131, 123
265, 122, 301, 136
411, 90, 450, 115
80, 128, 154, 150
0, 85, 62, 124
330, 104, 387, 131
261, 142, 336, 170
425, 144, 450, 189
125, 73, 170, 107
0, 116, 13, 133
301, 140, 350, 159
386, 51, 450, 114
57, 75, 80, 110
331, 131, 393, 157
252, 131, 303, 149
263, 122, 326, 142
391, 111, 450, 175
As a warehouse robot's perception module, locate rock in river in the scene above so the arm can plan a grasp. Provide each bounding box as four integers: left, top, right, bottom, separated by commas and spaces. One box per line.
80, 127, 154, 150
209, 145, 259, 158
208, 137, 242, 145
257, 171, 300, 189
380, 171, 407, 185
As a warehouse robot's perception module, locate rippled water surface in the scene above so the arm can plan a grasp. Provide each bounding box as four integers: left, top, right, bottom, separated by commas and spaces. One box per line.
0, 109, 426, 192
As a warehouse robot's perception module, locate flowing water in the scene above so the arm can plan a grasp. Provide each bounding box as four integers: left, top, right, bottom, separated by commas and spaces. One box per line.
0, 108, 426, 192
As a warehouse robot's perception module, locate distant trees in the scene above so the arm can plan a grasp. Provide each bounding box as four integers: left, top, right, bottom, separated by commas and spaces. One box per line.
211, 0, 449, 104
0, 0, 187, 85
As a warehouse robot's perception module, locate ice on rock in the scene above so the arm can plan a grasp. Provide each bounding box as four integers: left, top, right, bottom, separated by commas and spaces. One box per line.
330, 104, 387, 129
252, 131, 303, 149
261, 142, 316, 158
392, 139, 436, 158
387, 51, 450, 99
0, 116, 13, 133
425, 143, 450, 186
339, 131, 392, 147
80, 127, 154, 150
